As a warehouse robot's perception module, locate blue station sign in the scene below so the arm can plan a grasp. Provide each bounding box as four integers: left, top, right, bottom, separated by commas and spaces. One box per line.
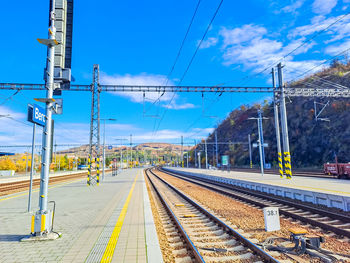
27, 104, 46, 127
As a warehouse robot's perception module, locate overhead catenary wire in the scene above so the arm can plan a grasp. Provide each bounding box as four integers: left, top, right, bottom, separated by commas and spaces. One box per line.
0, 90, 90, 143
164, 0, 202, 87
0, 90, 20, 106
285, 47, 350, 84
221, 12, 350, 88
153, 0, 225, 139
149, 0, 203, 135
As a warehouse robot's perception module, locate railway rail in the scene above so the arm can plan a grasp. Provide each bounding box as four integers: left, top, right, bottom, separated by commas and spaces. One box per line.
0, 172, 88, 197
145, 168, 280, 263
160, 168, 350, 239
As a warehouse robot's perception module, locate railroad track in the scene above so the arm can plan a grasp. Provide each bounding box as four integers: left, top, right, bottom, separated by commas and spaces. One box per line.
160, 168, 350, 240
145, 168, 279, 263
0, 172, 88, 197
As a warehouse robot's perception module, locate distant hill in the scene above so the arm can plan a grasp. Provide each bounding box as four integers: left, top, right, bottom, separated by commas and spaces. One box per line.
58, 142, 191, 157
195, 60, 350, 169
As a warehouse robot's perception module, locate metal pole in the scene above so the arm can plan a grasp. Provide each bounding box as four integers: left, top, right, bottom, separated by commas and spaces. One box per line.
130, 134, 132, 168
38, 0, 56, 216
28, 123, 36, 212
215, 130, 218, 168
205, 139, 208, 169
258, 109, 266, 170
181, 136, 184, 168
135, 146, 140, 167
120, 146, 123, 169
88, 65, 101, 185
186, 152, 189, 168
257, 114, 264, 176
278, 63, 292, 179
25, 151, 29, 176
198, 152, 201, 169
194, 140, 197, 168
272, 68, 284, 178
248, 134, 252, 168
102, 119, 105, 181
54, 142, 57, 170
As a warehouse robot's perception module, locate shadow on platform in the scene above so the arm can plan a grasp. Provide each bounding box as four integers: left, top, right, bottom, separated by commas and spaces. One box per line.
0, 234, 30, 242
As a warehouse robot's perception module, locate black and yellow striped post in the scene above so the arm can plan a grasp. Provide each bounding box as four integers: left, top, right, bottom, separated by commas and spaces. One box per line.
272, 68, 284, 178
284, 152, 292, 179
96, 157, 100, 185
278, 152, 283, 178
87, 155, 91, 185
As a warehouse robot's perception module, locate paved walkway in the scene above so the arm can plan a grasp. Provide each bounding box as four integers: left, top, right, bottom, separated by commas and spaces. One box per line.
0, 168, 162, 263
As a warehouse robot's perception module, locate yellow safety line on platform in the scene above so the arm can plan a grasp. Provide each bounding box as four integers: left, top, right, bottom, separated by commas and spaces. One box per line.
0, 178, 84, 202
101, 172, 139, 263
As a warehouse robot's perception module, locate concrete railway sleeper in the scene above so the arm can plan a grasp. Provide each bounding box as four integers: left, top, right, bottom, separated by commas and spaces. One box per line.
145, 168, 280, 263
160, 168, 350, 239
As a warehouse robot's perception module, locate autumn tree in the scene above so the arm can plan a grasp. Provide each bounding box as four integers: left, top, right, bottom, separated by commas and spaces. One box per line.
0, 157, 16, 170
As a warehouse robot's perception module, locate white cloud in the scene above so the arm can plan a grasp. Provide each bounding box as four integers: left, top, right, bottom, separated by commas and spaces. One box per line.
101, 72, 174, 103
283, 39, 316, 55
220, 25, 267, 47
199, 37, 218, 49
325, 39, 350, 55
106, 123, 136, 131
0, 105, 25, 119
289, 14, 350, 41
0, 105, 32, 148
281, 0, 305, 13
100, 72, 196, 110
312, 0, 338, 15
287, 14, 350, 57
0, 104, 139, 151
218, 24, 323, 80
128, 127, 215, 142
164, 102, 196, 110
223, 37, 282, 69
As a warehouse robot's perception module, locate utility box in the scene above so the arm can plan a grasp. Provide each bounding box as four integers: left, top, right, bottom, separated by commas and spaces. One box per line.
263, 207, 280, 232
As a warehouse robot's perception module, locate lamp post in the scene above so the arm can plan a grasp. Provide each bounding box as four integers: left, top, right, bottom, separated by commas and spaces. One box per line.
248, 110, 268, 176
101, 118, 117, 181
186, 152, 189, 168
115, 138, 128, 170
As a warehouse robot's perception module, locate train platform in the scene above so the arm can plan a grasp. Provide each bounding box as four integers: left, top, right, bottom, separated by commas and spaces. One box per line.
0, 170, 87, 184
164, 167, 350, 212
0, 168, 163, 263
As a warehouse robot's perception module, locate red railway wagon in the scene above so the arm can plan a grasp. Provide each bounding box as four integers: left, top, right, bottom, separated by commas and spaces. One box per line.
324, 163, 350, 179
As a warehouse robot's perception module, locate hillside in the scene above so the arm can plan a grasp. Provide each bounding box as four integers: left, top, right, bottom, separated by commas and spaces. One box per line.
58, 142, 191, 157
197, 61, 350, 169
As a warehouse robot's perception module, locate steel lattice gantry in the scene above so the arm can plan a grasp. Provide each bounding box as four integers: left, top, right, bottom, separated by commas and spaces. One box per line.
87, 64, 101, 185
2, 64, 350, 184
1, 83, 350, 97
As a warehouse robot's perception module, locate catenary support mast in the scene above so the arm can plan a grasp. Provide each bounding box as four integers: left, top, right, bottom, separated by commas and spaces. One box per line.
278, 63, 292, 179
88, 64, 101, 185
272, 68, 284, 178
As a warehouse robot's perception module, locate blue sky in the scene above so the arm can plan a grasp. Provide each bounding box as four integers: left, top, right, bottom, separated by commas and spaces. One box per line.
1, 0, 350, 151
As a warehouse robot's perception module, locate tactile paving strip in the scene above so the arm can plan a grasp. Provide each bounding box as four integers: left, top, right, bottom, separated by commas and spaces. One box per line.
85, 191, 129, 262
